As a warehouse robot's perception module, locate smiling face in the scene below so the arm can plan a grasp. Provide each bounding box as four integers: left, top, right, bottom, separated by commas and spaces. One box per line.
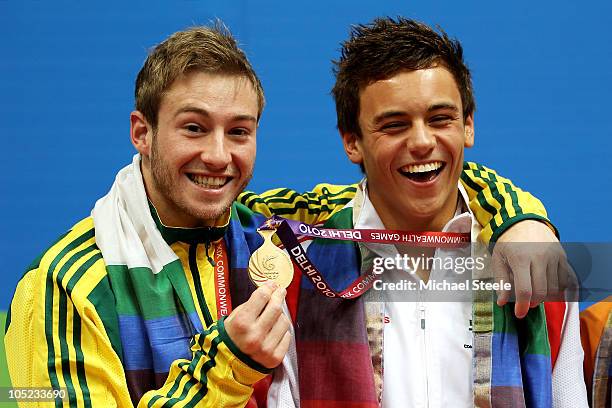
342, 66, 474, 231
131, 71, 258, 227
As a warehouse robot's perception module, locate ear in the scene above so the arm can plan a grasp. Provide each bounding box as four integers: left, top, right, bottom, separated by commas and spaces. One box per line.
464, 113, 475, 148
341, 130, 364, 165
130, 111, 153, 157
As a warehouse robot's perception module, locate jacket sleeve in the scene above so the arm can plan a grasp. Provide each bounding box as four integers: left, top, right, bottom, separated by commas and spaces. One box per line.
138, 317, 271, 408
460, 161, 556, 243
238, 183, 358, 225
5, 252, 135, 407
5, 231, 269, 407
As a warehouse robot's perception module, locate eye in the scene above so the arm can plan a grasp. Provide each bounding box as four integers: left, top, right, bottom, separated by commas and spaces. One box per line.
185, 123, 204, 133
380, 122, 408, 132
429, 115, 454, 126
229, 127, 251, 137
185, 124, 204, 133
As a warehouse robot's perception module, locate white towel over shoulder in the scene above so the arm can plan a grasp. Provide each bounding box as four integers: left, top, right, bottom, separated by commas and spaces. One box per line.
91, 154, 176, 273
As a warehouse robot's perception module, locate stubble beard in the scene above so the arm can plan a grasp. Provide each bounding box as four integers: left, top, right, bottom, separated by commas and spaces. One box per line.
149, 136, 252, 226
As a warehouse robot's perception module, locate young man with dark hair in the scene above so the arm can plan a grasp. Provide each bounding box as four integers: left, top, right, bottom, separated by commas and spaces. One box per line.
242, 18, 586, 407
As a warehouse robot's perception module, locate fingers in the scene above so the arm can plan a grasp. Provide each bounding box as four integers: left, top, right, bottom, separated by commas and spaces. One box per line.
546, 257, 560, 302
492, 242, 532, 318
494, 220, 560, 316
265, 309, 291, 347
495, 239, 574, 317
255, 313, 292, 368
256, 286, 287, 333
255, 331, 292, 369
492, 250, 511, 307
511, 259, 532, 319
558, 257, 569, 294
530, 259, 547, 308
275, 331, 292, 361
243, 282, 279, 319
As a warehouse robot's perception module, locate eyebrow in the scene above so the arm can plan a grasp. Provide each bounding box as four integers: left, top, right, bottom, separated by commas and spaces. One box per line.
373, 103, 460, 125
428, 102, 459, 113
174, 106, 257, 123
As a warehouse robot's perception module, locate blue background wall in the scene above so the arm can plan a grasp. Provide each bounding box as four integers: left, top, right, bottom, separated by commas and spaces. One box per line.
1, 1, 611, 311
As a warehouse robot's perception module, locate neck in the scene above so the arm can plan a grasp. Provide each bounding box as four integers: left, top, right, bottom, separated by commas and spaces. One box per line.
365, 186, 460, 283
370, 191, 459, 233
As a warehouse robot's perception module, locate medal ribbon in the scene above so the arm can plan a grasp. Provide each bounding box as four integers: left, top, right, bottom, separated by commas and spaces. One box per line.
267, 217, 470, 247
213, 240, 232, 319
259, 215, 469, 299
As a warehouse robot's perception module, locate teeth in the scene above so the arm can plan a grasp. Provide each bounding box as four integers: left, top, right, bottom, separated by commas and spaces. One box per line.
402, 161, 443, 174
190, 175, 227, 188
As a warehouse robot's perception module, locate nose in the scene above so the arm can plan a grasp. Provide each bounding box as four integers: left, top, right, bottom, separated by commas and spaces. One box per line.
406, 122, 436, 157
201, 129, 231, 170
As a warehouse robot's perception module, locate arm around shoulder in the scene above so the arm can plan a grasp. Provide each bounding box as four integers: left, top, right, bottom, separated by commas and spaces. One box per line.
460, 161, 557, 244
238, 183, 357, 225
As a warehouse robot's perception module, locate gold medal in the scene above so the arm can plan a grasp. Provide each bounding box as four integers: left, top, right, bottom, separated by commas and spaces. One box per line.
248, 229, 294, 288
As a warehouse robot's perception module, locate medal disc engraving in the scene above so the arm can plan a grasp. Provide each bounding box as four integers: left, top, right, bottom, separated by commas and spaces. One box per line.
248, 229, 294, 288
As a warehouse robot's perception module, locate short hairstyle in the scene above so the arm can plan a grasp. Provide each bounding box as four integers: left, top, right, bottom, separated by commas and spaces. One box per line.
332, 17, 475, 137
135, 23, 265, 129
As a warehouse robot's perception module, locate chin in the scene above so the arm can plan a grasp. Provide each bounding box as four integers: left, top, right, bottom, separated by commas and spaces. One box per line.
191, 201, 234, 222
406, 203, 444, 220
192, 206, 229, 221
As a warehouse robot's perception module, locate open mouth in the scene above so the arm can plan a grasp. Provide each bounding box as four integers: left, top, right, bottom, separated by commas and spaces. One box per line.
187, 174, 232, 190
399, 161, 445, 183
